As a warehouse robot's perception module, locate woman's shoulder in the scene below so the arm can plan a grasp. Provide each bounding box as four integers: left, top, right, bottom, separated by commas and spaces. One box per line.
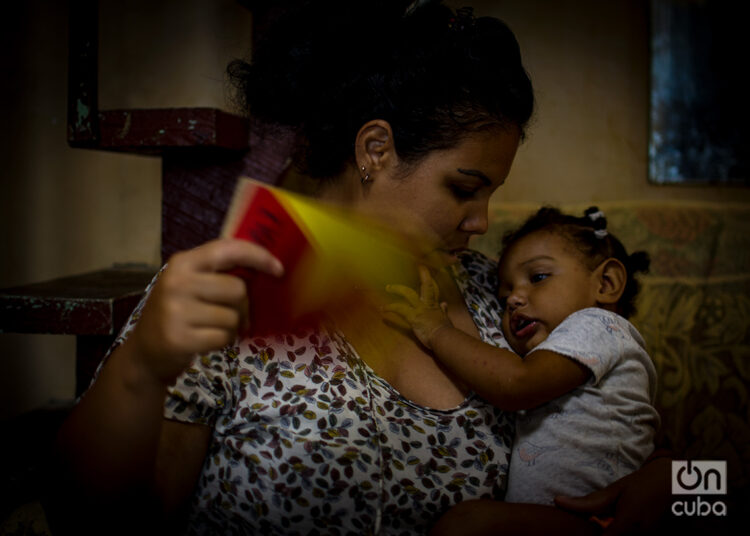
165, 324, 349, 423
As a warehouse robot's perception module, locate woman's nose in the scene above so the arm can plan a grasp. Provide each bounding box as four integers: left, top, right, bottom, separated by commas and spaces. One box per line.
460, 206, 489, 235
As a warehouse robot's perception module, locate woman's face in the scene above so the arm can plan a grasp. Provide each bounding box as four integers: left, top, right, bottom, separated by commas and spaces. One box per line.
361, 128, 520, 260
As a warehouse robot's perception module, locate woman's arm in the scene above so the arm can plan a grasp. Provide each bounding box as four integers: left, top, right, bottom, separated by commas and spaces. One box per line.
155, 420, 212, 524
51, 238, 283, 530
385, 266, 589, 411
51, 342, 211, 533
553, 455, 672, 536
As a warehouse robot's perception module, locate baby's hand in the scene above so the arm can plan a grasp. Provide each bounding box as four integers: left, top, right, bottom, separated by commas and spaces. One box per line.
384, 265, 452, 349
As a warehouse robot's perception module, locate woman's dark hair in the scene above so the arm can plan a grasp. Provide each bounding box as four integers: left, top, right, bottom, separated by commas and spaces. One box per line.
499, 206, 650, 319
228, 0, 534, 179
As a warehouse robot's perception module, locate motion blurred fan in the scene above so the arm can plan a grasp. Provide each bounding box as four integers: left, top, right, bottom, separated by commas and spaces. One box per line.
222, 178, 420, 335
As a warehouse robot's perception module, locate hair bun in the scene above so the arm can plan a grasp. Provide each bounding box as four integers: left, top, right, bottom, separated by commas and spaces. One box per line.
448, 6, 476, 32
627, 250, 651, 275
228, 0, 533, 178
583, 206, 608, 238
583, 206, 605, 228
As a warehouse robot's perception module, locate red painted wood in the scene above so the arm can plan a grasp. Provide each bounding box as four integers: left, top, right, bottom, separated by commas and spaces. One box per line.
0, 266, 156, 336
97, 108, 250, 154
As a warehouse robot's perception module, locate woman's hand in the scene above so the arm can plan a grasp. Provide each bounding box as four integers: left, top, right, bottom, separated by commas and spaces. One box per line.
51, 238, 282, 531
127, 238, 284, 386
554, 456, 672, 535
384, 265, 452, 349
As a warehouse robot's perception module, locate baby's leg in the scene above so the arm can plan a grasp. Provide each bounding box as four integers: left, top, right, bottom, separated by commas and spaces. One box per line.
429, 499, 600, 536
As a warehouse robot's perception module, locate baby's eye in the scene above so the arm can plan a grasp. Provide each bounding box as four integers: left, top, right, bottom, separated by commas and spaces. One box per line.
530, 273, 549, 283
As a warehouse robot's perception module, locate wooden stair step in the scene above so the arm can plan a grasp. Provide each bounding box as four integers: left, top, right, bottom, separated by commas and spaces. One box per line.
0, 265, 157, 336
72, 107, 249, 155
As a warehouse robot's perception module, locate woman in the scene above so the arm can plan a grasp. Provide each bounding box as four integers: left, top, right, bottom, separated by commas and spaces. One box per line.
53, 2, 669, 535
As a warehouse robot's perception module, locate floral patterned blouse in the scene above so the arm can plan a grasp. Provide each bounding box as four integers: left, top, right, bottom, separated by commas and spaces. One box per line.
113, 249, 513, 535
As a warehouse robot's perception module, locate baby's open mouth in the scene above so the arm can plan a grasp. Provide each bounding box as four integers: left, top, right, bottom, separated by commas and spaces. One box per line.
511, 314, 538, 338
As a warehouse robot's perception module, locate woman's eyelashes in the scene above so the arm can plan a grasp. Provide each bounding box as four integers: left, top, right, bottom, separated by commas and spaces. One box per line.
449, 186, 477, 200
448, 181, 481, 200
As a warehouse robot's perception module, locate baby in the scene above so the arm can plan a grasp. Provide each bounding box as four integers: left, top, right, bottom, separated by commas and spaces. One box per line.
386, 206, 660, 533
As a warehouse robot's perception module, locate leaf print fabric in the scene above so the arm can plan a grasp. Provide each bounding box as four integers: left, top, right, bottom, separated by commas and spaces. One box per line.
110, 249, 514, 535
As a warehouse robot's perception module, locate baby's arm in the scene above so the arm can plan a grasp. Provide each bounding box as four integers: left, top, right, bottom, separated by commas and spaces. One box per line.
385, 266, 589, 411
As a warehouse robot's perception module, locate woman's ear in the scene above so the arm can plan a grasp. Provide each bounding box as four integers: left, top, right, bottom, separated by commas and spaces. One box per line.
354, 119, 396, 175
594, 258, 627, 307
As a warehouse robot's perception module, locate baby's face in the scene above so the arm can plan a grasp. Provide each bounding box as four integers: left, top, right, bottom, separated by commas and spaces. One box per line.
498, 231, 600, 355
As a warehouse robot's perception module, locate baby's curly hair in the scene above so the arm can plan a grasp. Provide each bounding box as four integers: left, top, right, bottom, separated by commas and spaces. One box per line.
500, 206, 650, 319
